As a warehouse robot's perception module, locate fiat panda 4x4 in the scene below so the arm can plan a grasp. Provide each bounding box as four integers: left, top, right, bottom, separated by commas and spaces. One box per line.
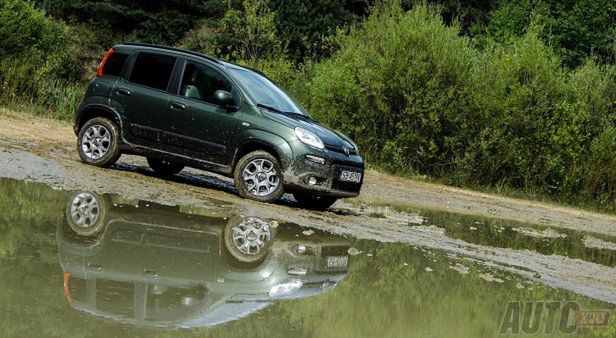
74, 44, 364, 209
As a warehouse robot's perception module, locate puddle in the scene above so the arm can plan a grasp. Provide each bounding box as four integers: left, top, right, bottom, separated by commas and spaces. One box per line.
0, 178, 614, 337
344, 202, 616, 267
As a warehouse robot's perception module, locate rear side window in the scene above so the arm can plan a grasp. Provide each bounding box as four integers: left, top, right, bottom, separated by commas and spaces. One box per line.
129, 52, 176, 91
102, 52, 128, 77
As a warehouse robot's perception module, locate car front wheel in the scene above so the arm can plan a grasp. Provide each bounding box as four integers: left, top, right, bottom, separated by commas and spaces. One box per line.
293, 193, 338, 210
234, 150, 284, 203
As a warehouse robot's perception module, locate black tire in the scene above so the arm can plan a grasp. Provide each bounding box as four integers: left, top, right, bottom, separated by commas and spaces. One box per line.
234, 150, 284, 203
293, 193, 338, 210
147, 157, 184, 176
77, 117, 121, 167
222, 215, 275, 268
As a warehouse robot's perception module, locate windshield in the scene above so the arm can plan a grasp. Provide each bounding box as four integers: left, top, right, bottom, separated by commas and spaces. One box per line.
227, 65, 308, 116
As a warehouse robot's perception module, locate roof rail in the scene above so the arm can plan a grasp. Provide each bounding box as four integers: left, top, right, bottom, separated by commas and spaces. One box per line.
122, 43, 222, 65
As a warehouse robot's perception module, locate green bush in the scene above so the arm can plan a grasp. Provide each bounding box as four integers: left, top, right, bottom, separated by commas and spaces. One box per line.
0, 0, 83, 120
575, 127, 616, 210
308, 4, 479, 174
40, 0, 226, 46
478, 0, 616, 67
306, 2, 615, 209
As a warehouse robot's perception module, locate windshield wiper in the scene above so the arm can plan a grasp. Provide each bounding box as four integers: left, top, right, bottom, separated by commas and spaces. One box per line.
256, 103, 284, 114
256, 103, 313, 121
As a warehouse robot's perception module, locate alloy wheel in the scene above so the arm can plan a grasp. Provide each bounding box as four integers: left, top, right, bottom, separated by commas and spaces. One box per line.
81, 125, 111, 160
242, 158, 280, 197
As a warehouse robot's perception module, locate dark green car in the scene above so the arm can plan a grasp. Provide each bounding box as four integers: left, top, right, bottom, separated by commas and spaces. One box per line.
74, 43, 364, 209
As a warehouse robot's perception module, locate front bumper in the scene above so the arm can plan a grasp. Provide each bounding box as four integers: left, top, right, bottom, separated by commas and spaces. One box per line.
282, 140, 364, 197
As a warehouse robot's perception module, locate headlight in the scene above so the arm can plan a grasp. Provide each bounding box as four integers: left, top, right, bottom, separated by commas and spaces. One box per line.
269, 280, 303, 297
295, 127, 324, 149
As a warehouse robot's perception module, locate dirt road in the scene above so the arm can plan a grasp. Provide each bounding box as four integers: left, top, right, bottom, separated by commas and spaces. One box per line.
1, 108, 616, 304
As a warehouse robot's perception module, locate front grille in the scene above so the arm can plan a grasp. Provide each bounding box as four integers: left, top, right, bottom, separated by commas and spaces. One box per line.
326, 145, 357, 156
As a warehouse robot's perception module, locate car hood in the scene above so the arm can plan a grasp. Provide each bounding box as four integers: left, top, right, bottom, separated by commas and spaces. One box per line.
262, 110, 356, 151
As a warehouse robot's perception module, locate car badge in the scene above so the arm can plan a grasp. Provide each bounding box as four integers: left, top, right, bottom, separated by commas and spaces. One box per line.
343, 146, 350, 156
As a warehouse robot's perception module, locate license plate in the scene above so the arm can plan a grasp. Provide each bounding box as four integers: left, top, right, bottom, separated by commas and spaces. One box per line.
326, 256, 349, 268
339, 170, 362, 183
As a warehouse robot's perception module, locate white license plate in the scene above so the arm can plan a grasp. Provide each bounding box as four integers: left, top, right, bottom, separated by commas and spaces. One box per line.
339, 170, 362, 183
326, 256, 349, 268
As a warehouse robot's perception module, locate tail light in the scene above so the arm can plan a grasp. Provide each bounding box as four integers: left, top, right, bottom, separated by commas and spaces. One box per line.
63, 271, 72, 304
96, 48, 115, 77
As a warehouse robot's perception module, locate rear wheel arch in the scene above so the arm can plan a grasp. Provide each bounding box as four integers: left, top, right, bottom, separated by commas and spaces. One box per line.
77, 105, 123, 134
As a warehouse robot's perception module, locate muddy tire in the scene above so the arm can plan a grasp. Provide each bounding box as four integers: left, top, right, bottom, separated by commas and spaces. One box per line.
77, 117, 120, 167
147, 157, 184, 176
293, 193, 337, 210
222, 216, 275, 268
65, 191, 108, 237
234, 150, 284, 203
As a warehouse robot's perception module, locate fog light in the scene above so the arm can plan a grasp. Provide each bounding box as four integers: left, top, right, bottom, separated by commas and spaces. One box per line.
181, 296, 195, 306
293, 244, 314, 255
306, 154, 325, 164
308, 177, 318, 185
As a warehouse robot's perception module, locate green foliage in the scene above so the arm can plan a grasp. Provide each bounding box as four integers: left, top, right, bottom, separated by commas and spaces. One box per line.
270, 0, 369, 61
307, 4, 479, 174
577, 127, 616, 207
217, 0, 280, 60
39, 0, 226, 45
478, 0, 616, 67
0, 0, 83, 120
306, 2, 615, 210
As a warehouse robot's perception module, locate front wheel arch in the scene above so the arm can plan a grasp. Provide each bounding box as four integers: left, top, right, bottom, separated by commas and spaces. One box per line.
232, 134, 290, 173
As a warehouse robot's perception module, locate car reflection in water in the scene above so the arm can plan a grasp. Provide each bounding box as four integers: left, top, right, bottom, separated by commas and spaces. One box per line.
57, 191, 351, 328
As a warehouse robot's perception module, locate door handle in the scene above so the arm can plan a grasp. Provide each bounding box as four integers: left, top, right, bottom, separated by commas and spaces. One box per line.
171, 101, 186, 110
143, 269, 158, 278
87, 263, 102, 271
116, 88, 131, 97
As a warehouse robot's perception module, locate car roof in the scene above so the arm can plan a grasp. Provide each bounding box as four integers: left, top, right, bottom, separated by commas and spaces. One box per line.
114, 43, 270, 79
115, 43, 222, 65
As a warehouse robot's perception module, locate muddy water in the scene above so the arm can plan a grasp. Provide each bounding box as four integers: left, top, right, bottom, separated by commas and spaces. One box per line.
0, 178, 613, 337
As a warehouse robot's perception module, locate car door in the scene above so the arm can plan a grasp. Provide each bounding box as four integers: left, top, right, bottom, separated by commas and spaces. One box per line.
112, 51, 181, 151
168, 59, 243, 164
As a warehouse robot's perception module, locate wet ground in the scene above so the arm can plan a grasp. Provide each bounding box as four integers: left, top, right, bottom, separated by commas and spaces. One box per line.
0, 178, 614, 337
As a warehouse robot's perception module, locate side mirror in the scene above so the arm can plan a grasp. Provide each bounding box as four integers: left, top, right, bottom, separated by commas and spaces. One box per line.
214, 90, 237, 111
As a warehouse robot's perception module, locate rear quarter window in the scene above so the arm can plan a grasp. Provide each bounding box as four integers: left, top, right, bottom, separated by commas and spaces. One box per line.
129, 52, 177, 91
102, 52, 128, 77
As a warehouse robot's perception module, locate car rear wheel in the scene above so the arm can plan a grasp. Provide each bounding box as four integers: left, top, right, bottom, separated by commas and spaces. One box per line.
77, 117, 120, 167
65, 191, 108, 237
147, 157, 184, 176
293, 193, 338, 210
234, 150, 284, 203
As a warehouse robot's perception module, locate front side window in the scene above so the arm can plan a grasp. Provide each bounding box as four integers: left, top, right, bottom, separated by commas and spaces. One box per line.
180, 61, 234, 106
129, 52, 176, 91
